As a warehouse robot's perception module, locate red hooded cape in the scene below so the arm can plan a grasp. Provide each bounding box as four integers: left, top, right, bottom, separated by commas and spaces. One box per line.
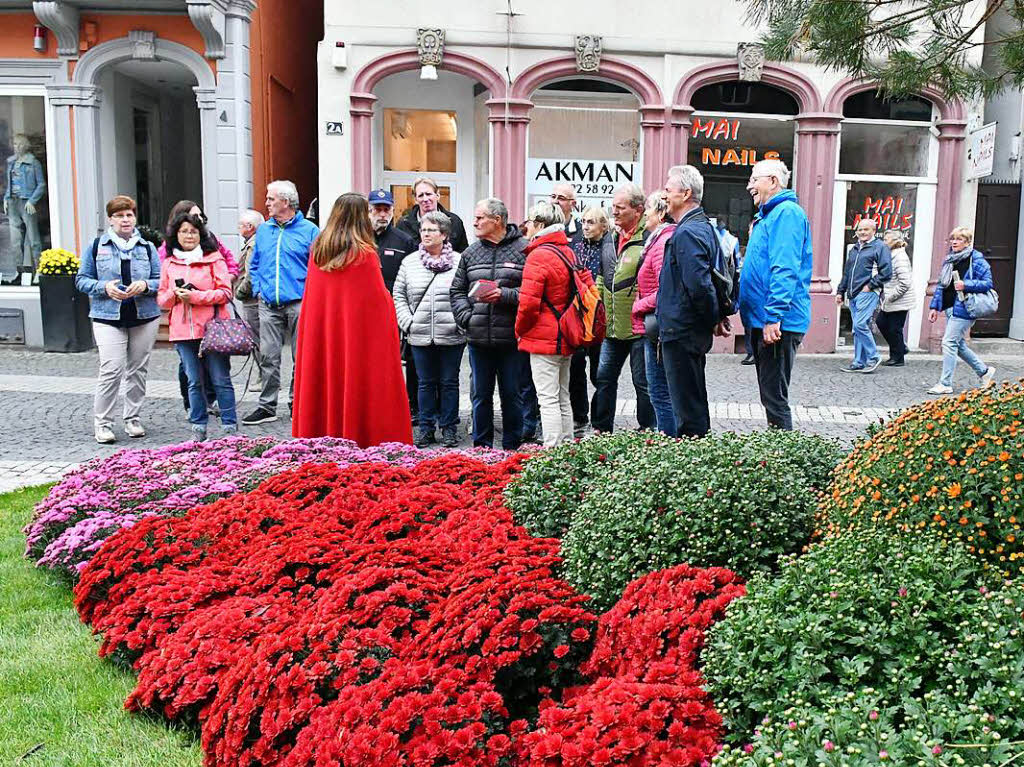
291, 249, 413, 446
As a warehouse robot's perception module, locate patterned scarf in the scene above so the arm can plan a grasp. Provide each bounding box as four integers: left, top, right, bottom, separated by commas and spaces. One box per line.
420, 241, 455, 272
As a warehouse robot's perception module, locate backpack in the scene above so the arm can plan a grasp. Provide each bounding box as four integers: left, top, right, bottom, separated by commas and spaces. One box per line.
540, 245, 607, 354
711, 225, 740, 321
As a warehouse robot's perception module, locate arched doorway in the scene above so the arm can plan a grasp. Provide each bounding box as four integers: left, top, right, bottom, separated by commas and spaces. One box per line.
72, 36, 217, 243
687, 81, 799, 245
526, 78, 642, 215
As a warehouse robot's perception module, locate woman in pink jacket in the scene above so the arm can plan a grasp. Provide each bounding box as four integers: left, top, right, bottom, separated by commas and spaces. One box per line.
631, 192, 677, 435
157, 212, 237, 441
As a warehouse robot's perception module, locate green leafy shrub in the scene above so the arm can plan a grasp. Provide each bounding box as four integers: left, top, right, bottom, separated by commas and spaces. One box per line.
821, 381, 1024, 578
704, 528, 1024, 762
505, 431, 842, 610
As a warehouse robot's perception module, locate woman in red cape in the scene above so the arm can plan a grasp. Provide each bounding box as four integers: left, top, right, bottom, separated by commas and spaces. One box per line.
292, 193, 413, 446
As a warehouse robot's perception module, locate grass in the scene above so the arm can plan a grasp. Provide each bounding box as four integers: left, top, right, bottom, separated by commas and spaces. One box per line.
0, 485, 202, 767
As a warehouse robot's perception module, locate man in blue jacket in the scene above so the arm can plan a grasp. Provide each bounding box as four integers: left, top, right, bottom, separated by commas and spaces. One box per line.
835, 218, 892, 373
738, 159, 813, 431
657, 166, 720, 437
242, 180, 320, 425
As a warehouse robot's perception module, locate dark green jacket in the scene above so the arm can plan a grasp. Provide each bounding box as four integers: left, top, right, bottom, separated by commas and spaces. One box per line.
600, 225, 648, 340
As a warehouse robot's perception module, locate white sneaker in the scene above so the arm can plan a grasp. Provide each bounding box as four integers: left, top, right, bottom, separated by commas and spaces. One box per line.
191, 425, 207, 442
94, 424, 116, 444
981, 367, 996, 387
124, 418, 146, 438
927, 383, 953, 395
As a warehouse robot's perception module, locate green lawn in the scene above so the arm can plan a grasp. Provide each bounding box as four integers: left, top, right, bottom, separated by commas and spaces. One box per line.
0, 485, 202, 767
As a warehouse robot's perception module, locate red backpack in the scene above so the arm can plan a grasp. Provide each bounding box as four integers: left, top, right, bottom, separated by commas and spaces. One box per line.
540, 246, 607, 354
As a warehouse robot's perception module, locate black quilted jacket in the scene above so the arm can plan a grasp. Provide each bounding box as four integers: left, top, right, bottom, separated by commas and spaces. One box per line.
449, 225, 527, 347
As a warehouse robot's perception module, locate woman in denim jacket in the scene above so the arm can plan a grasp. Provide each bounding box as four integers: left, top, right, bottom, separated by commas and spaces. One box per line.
75, 195, 162, 444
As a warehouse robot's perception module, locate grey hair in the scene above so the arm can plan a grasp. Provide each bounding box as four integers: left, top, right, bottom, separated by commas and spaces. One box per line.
421, 210, 451, 238
666, 164, 704, 204
581, 204, 610, 231
527, 199, 566, 228
614, 182, 646, 210
855, 218, 878, 231
477, 197, 508, 227
884, 228, 907, 248
413, 176, 439, 194
750, 159, 791, 188
239, 209, 265, 228
267, 180, 300, 210
645, 191, 669, 217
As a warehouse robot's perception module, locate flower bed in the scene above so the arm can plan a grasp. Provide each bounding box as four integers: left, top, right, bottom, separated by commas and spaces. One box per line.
25, 437, 505, 579
73, 452, 746, 766
820, 381, 1024, 577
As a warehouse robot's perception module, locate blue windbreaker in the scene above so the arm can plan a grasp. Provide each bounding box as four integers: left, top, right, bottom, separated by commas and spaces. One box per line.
250, 211, 320, 306
738, 189, 813, 333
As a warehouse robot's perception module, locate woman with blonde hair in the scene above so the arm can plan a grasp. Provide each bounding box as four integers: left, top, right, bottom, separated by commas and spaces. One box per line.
877, 228, 916, 367
291, 193, 413, 445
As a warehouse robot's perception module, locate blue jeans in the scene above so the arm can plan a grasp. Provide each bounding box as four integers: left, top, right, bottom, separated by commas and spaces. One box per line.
411, 344, 465, 430
176, 341, 236, 426
468, 345, 524, 450
592, 337, 654, 432
851, 290, 880, 367
644, 339, 677, 436
940, 312, 988, 386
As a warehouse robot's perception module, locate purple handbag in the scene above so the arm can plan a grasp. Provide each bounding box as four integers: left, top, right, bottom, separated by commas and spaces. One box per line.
199, 301, 258, 357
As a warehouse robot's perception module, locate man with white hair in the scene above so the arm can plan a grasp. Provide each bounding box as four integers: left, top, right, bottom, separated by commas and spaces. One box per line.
242, 180, 320, 425
657, 166, 721, 437
235, 208, 266, 391
738, 159, 813, 431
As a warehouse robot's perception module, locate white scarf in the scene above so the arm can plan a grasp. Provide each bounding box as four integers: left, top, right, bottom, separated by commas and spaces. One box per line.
173, 246, 204, 265
108, 229, 140, 254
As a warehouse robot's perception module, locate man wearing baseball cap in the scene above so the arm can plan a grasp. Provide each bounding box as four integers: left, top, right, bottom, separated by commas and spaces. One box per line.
369, 188, 417, 293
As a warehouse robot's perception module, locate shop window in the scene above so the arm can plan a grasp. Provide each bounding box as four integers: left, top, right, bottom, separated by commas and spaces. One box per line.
687, 113, 796, 243
383, 109, 457, 174
844, 181, 918, 259
0, 95, 50, 286
843, 92, 932, 121
390, 184, 451, 221
839, 122, 931, 176
527, 85, 641, 213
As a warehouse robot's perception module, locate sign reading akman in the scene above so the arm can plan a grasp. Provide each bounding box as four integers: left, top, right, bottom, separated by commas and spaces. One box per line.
527, 158, 640, 212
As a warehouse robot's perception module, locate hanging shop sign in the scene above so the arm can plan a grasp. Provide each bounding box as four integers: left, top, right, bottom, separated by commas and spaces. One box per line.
526, 157, 640, 212
967, 122, 996, 179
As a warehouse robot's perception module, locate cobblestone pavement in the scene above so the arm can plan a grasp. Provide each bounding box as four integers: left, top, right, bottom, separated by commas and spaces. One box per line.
1, 345, 1022, 490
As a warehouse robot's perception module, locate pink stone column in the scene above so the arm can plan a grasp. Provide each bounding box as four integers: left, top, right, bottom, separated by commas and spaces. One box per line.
794, 112, 842, 353
639, 105, 667, 190
668, 105, 694, 168
488, 98, 533, 224
919, 118, 968, 352
349, 92, 377, 194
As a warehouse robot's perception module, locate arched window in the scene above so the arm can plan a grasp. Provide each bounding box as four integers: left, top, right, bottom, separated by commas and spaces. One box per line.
687, 81, 798, 243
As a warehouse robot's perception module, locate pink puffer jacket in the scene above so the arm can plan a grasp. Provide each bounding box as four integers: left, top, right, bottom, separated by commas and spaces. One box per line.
157, 250, 233, 341
631, 223, 676, 335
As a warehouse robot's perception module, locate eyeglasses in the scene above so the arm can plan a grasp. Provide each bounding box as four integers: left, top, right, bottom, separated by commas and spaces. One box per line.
550, 194, 574, 203
420, 227, 441, 234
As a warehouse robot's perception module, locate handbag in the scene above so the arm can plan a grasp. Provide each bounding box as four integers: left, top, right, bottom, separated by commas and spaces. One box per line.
643, 312, 659, 343
200, 300, 258, 357
399, 271, 438, 357
962, 260, 1000, 319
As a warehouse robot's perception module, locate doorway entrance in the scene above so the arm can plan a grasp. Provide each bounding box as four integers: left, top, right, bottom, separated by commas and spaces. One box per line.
974, 183, 1020, 336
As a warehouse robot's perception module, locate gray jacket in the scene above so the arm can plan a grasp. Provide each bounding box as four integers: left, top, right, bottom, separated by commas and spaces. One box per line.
393, 252, 466, 347
880, 246, 916, 312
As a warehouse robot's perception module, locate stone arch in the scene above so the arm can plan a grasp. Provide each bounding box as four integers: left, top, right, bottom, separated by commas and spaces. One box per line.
673, 60, 822, 114
823, 76, 964, 122
71, 35, 218, 242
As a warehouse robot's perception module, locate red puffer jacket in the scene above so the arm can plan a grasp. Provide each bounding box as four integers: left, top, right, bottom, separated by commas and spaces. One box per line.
515, 227, 578, 355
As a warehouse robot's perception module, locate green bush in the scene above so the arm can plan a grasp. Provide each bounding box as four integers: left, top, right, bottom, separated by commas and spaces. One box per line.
704, 528, 1024, 761
504, 431, 843, 610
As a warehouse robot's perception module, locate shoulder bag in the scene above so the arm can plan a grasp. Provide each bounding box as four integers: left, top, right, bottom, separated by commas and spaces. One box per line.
962, 259, 999, 319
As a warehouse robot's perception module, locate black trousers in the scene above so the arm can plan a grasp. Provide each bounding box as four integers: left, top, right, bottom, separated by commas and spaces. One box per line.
404, 343, 419, 422
569, 344, 601, 424
876, 310, 908, 363
660, 339, 710, 438
751, 330, 803, 430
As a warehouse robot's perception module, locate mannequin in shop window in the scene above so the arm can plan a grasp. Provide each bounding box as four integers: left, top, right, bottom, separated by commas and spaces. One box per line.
4, 134, 46, 285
